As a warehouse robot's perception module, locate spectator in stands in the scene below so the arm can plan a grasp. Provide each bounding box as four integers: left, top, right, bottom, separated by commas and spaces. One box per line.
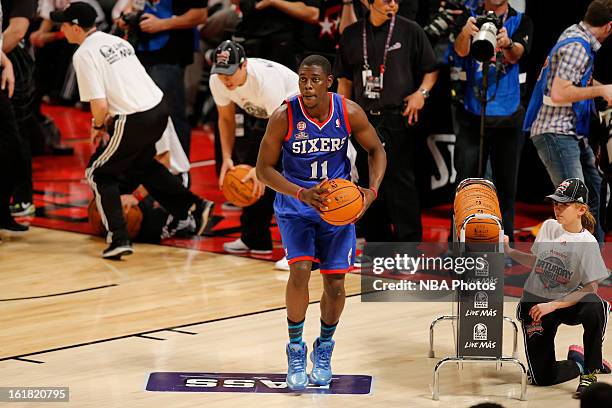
30, 0, 107, 105
453, 0, 533, 242
298, 0, 357, 64
236, 0, 319, 71
524, 0, 612, 243
118, 0, 207, 157
335, 0, 438, 242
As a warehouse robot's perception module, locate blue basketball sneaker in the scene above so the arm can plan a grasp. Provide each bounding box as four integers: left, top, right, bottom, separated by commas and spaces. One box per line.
309, 338, 335, 386
286, 342, 309, 390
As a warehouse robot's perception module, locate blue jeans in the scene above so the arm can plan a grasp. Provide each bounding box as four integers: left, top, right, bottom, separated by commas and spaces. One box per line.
145, 63, 191, 157
531, 133, 603, 242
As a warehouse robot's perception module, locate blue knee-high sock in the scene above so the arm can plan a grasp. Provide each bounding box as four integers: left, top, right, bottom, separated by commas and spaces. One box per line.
320, 319, 338, 342
288, 318, 305, 344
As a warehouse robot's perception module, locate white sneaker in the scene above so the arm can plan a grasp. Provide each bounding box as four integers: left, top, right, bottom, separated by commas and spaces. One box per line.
223, 238, 272, 255
275, 256, 290, 271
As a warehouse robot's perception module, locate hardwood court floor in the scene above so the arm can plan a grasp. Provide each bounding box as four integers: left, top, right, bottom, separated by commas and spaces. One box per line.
1, 228, 611, 407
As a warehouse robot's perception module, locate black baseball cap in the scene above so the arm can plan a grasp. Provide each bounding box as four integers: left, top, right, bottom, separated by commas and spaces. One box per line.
546, 178, 589, 204
50, 2, 97, 28
211, 41, 246, 75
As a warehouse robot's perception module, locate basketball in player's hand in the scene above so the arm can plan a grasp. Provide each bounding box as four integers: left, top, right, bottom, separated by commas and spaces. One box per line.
88, 199, 143, 239
222, 164, 261, 207
318, 179, 364, 226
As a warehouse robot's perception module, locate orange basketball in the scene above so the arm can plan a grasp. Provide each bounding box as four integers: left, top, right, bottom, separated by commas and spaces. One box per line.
87, 199, 143, 239
454, 179, 502, 243
222, 164, 260, 207
462, 218, 501, 242
88, 199, 106, 236
318, 179, 364, 226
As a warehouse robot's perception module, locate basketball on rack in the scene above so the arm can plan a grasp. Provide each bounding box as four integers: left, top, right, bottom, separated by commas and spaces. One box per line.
454, 179, 502, 242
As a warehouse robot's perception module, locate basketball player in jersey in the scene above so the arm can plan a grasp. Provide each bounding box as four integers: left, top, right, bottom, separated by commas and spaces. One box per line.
256, 55, 386, 390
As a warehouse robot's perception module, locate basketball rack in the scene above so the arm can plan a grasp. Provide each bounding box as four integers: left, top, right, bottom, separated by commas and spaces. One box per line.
430, 179, 527, 401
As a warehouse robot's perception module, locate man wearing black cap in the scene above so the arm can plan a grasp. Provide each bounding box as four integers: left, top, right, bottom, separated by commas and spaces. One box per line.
52, 2, 215, 259
210, 40, 298, 257
505, 177, 611, 398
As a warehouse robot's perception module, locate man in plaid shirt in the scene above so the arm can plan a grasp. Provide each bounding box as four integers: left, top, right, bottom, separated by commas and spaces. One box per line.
525, 0, 612, 242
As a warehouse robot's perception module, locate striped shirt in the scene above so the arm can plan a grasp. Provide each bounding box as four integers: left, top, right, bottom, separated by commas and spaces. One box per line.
530, 22, 601, 138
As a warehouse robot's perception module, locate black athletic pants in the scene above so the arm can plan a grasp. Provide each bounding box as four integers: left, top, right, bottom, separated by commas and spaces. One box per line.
517, 293, 610, 385
355, 113, 422, 242
454, 107, 525, 241
86, 100, 200, 242
233, 113, 275, 251
9, 47, 38, 205
0, 90, 26, 223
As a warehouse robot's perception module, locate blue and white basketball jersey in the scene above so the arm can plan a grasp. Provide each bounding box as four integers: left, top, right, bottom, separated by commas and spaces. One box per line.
274, 92, 352, 218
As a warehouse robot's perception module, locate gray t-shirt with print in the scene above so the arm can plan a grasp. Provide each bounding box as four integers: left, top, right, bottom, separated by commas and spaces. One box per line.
523, 219, 609, 301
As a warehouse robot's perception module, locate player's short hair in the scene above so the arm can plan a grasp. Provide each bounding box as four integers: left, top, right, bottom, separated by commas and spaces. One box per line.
300, 55, 332, 77
584, 0, 612, 27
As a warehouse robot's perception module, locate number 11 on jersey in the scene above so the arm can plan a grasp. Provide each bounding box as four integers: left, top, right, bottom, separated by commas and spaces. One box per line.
310, 160, 328, 179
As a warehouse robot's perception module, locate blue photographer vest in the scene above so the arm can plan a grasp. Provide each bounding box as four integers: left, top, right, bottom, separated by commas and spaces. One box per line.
463, 10, 523, 117
523, 37, 595, 137
138, 0, 172, 52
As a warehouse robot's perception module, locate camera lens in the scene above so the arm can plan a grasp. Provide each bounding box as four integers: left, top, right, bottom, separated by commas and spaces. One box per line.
471, 22, 498, 62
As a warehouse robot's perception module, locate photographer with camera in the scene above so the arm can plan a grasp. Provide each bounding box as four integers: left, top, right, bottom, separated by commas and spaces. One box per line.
453, 0, 533, 242
119, 0, 207, 158
335, 0, 438, 242
524, 0, 612, 243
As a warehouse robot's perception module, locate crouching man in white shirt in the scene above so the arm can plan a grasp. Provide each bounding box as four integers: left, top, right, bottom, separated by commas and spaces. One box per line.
52, 2, 215, 259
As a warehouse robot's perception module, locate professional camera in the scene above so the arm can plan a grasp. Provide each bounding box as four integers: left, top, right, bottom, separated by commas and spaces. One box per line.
424, 0, 467, 45
471, 11, 504, 62
120, 10, 144, 47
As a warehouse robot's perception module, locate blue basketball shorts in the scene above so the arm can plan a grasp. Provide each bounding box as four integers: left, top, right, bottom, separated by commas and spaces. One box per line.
276, 214, 356, 274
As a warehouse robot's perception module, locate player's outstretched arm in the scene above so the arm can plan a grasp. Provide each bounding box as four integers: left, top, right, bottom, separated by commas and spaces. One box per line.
256, 104, 330, 212
345, 98, 386, 215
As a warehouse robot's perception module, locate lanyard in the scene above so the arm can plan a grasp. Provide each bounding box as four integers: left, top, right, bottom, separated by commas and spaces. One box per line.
362, 15, 396, 75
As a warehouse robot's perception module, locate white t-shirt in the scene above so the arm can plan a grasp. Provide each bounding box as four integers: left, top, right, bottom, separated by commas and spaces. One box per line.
73, 31, 163, 115
209, 58, 299, 119
155, 118, 190, 175
523, 219, 609, 300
